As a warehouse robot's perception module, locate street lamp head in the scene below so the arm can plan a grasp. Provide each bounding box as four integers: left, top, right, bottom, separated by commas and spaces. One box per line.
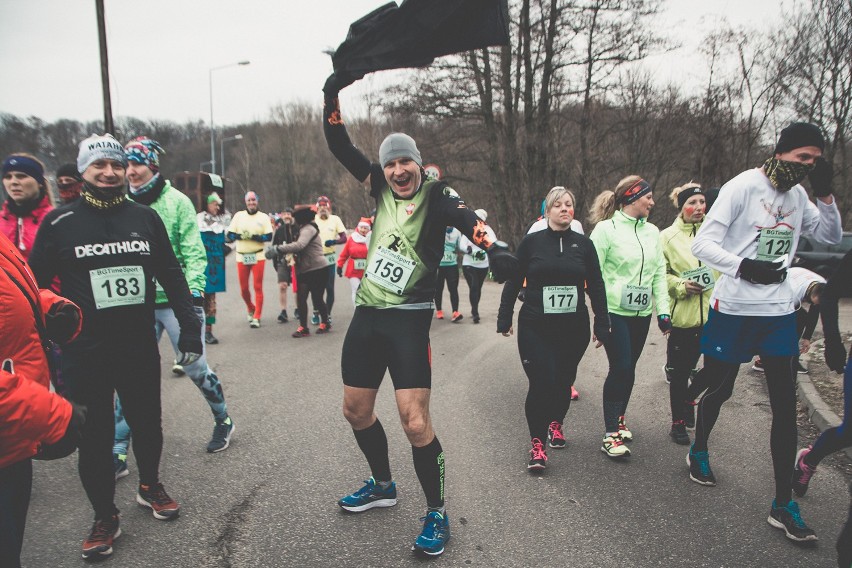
234, 134, 244, 140
238, 60, 250, 66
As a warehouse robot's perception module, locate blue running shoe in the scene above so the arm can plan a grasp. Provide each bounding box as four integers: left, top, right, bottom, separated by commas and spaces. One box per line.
687, 445, 716, 486
768, 500, 818, 542
338, 478, 397, 512
412, 511, 450, 556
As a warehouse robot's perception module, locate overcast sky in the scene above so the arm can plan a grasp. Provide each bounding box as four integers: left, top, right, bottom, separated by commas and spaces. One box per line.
0, 0, 783, 126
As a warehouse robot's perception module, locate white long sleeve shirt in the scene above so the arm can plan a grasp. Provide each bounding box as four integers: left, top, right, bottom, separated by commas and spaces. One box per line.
691, 168, 842, 316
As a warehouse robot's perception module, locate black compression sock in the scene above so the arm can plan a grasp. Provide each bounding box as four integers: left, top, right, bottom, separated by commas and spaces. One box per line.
412, 437, 445, 509
353, 419, 392, 483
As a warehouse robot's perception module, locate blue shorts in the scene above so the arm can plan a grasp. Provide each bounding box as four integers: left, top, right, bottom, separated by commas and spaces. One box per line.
700, 309, 798, 364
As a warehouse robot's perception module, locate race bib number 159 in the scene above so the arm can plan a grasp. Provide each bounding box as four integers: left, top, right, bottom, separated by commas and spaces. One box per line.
366, 246, 416, 295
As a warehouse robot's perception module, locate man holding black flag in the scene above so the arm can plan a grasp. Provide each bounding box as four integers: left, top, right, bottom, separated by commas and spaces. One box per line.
321, 1, 512, 555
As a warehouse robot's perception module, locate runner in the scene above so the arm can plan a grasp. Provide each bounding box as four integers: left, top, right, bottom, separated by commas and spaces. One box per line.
435, 226, 462, 322
660, 182, 715, 445
459, 209, 496, 324
2, 154, 54, 259
112, 137, 234, 479
227, 191, 273, 328
28, 134, 202, 559
527, 194, 583, 401
267, 205, 330, 337
271, 207, 297, 323
751, 266, 825, 374
589, 176, 671, 458
790, 249, 850, 497
0, 231, 84, 568
323, 73, 515, 556
314, 195, 347, 325
197, 192, 231, 344
337, 217, 371, 304
55, 163, 84, 205
688, 122, 841, 542
497, 187, 609, 471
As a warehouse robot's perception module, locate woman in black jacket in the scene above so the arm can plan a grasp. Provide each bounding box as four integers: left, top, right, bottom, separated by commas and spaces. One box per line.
498, 186, 610, 472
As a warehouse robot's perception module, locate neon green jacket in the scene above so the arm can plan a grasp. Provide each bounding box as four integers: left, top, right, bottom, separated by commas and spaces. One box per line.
589, 210, 669, 317
149, 180, 207, 304
660, 216, 717, 329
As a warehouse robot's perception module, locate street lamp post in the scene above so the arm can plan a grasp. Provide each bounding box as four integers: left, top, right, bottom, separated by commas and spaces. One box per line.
209, 60, 250, 175
220, 134, 244, 178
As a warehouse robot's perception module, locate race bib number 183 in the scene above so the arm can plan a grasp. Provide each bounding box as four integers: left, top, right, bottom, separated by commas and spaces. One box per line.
90, 266, 145, 309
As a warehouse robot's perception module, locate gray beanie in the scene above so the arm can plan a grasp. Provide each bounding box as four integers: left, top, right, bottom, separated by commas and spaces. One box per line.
379, 133, 422, 168
77, 133, 127, 174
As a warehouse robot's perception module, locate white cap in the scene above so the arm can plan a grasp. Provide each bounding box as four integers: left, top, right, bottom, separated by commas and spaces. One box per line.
474, 209, 487, 221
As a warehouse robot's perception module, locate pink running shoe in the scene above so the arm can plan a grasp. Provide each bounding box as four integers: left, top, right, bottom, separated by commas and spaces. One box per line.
547, 421, 566, 449
570, 386, 579, 401
528, 438, 547, 471
792, 446, 817, 497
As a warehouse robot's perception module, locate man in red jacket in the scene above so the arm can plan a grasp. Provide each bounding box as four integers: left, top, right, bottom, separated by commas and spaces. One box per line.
0, 231, 85, 568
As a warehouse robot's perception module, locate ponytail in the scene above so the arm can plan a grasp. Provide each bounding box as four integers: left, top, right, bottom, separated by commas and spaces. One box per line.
588, 190, 616, 225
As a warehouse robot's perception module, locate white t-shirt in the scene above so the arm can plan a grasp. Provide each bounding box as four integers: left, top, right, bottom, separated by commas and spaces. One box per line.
527, 218, 584, 235
788, 267, 826, 309
691, 168, 842, 316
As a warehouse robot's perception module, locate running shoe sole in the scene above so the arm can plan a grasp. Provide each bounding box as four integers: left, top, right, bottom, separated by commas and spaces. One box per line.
600, 444, 630, 458
338, 498, 397, 513
115, 467, 129, 481
136, 495, 180, 520
686, 453, 716, 486
207, 423, 235, 453
767, 515, 819, 542
413, 541, 448, 557
81, 528, 121, 560
527, 462, 546, 471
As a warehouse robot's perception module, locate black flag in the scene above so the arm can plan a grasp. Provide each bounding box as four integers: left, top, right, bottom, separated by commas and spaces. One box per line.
331, 0, 510, 76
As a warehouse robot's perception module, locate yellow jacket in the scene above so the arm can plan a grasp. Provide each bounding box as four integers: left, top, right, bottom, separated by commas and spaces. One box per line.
660, 216, 718, 329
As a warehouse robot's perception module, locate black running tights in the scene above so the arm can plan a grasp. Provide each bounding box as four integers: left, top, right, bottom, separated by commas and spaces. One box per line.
518, 313, 590, 442
434, 266, 459, 312
694, 354, 797, 504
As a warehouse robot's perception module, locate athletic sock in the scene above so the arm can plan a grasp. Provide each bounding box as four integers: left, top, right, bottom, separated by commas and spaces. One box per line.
412, 436, 445, 510
352, 419, 392, 483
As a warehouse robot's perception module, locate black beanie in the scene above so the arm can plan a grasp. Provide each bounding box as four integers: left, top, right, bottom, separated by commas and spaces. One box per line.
774, 122, 825, 154
704, 187, 721, 211
56, 163, 82, 181
293, 206, 316, 225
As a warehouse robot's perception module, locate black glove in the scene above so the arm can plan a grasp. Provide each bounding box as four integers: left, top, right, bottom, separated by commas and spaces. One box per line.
177, 334, 203, 366
808, 157, 833, 198
322, 71, 365, 99
466, 246, 473, 254
264, 246, 280, 260
191, 291, 204, 307
35, 401, 87, 461
824, 337, 848, 373
739, 257, 787, 285
45, 300, 81, 345
336, 266, 343, 277
496, 317, 512, 334
593, 319, 611, 345
325, 240, 337, 247
486, 242, 517, 284
658, 314, 673, 334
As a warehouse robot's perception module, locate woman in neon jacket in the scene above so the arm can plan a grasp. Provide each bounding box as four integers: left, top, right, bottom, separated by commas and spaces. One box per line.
589, 176, 671, 458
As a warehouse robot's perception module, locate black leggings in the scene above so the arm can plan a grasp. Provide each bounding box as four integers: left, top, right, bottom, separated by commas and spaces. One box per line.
462, 266, 488, 318
434, 265, 459, 312
694, 354, 797, 504
518, 312, 590, 442
807, 356, 851, 466
298, 267, 329, 327
65, 337, 163, 519
323, 264, 336, 315
0, 458, 31, 568
602, 313, 651, 433
667, 327, 702, 421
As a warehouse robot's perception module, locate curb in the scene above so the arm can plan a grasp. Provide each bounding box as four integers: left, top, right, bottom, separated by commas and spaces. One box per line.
796, 341, 852, 462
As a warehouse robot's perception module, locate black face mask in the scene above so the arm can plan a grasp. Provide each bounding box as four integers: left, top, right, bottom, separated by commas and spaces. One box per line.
763, 157, 815, 191
81, 180, 126, 209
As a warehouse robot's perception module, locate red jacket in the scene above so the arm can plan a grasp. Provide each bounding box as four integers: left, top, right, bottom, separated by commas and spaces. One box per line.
0, 194, 54, 260
0, 231, 74, 468
337, 233, 369, 278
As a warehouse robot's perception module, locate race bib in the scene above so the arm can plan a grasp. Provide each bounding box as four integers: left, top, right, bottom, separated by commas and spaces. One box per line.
442, 250, 456, 264
620, 284, 651, 311
756, 228, 793, 261
325, 253, 337, 266
365, 246, 416, 295
242, 252, 257, 265
543, 285, 578, 314
90, 266, 145, 309
353, 258, 367, 270
681, 266, 715, 290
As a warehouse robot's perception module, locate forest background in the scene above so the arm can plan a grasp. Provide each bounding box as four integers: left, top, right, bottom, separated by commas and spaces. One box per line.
1, 0, 849, 245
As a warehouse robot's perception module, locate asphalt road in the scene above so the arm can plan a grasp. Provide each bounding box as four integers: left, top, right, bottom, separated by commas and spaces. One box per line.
22, 256, 851, 567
